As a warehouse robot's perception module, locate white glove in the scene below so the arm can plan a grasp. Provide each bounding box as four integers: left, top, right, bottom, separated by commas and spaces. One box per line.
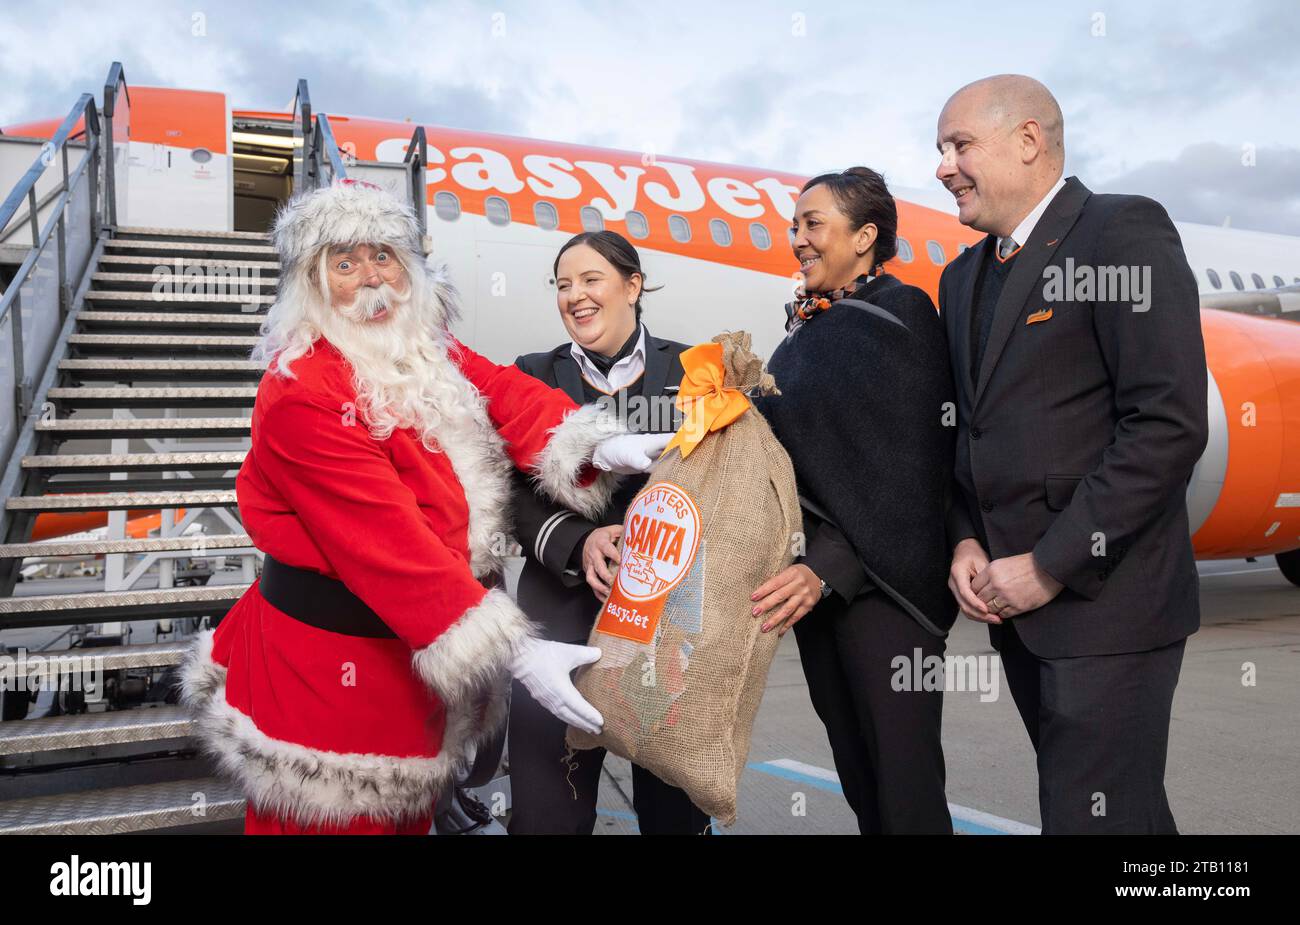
509, 638, 604, 735
592, 432, 672, 475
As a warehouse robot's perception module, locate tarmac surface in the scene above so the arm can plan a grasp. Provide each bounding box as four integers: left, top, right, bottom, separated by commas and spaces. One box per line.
590, 558, 1300, 834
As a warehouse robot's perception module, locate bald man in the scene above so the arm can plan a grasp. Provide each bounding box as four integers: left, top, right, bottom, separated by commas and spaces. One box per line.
935, 75, 1207, 834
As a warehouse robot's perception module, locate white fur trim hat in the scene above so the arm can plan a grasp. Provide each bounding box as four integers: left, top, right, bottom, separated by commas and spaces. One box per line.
270, 178, 422, 276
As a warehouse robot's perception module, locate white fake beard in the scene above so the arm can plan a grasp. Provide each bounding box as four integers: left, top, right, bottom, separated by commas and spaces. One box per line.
317, 279, 477, 444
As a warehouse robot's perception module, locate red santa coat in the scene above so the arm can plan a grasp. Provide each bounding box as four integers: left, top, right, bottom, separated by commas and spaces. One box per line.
178, 335, 621, 830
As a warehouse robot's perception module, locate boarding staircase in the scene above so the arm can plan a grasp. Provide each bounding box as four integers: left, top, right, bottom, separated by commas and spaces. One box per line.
0, 221, 271, 834
0, 65, 431, 833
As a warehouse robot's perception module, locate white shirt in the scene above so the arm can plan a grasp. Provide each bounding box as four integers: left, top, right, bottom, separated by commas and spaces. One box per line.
569, 323, 646, 394
998, 176, 1066, 255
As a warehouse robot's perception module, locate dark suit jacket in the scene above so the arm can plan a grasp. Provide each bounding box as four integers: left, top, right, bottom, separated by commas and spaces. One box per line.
512, 328, 687, 642
939, 176, 1209, 658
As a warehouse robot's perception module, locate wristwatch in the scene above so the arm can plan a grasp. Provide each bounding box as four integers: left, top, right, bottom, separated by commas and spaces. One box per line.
818, 578, 833, 599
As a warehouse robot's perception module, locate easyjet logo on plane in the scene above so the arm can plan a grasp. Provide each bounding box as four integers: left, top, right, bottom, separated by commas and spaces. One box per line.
334, 118, 979, 282
373, 136, 803, 223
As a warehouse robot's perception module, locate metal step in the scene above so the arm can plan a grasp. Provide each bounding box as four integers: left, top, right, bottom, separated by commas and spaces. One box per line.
59, 358, 265, 382
46, 386, 258, 408
85, 290, 274, 307
91, 271, 278, 290
0, 706, 195, 757
23, 451, 247, 474
7, 490, 238, 514
99, 253, 280, 271
0, 640, 190, 672
0, 776, 245, 834
69, 333, 260, 354
0, 583, 248, 623
78, 311, 265, 331
116, 226, 271, 242
36, 417, 251, 439
0, 533, 254, 559
104, 239, 276, 256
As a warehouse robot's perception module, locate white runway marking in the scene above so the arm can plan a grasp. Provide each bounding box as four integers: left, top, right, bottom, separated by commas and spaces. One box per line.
753, 759, 1041, 835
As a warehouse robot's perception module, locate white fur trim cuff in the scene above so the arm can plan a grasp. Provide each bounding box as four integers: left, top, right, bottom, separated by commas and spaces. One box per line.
533, 404, 626, 519
411, 588, 535, 706
177, 628, 225, 709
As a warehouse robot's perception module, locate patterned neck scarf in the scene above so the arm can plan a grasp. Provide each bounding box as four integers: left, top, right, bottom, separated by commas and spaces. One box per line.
784, 273, 875, 333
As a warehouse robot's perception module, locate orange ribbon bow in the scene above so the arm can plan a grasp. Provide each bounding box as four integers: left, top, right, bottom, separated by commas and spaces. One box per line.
662, 342, 751, 460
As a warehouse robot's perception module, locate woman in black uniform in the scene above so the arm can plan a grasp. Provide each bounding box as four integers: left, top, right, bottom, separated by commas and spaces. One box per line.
751, 167, 958, 834
508, 230, 709, 835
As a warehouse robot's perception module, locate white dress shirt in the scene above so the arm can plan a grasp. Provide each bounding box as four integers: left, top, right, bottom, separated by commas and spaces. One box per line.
998, 176, 1067, 256
569, 323, 647, 394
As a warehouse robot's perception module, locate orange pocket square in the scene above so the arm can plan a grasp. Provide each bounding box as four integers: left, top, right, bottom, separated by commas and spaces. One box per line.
1026, 308, 1053, 325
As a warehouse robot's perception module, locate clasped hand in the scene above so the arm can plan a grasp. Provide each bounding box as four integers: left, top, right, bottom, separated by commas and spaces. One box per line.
948, 539, 1063, 623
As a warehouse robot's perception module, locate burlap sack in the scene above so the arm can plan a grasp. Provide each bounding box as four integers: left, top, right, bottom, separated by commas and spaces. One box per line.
565, 331, 802, 826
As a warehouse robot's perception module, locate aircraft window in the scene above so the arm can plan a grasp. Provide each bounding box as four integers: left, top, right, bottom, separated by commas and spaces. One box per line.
1273, 275, 1285, 288
533, 201, 559, 231
926, 240, 946, 265
1206, 268, 1222, 289
625, 210, 649, 239
897, 237, 914, 263
749, 222, 771, 250
1229, 271, 1244, 290
580, 206, 604, 233
1251, 273, 1266, 289
433, 191, 461, 222
709, 218, 733, 247
669, 214, 692, 243
485, 196, 511, 227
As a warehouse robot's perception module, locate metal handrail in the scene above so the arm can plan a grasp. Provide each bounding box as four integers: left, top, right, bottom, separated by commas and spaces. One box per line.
292, 79, 312, 192
0, 99, 97, 416
0, 62, 121, 433
292, 78, 350, 193
0, 183, 63, 246
294, 79, 426, 237
102, 62, 130, 228
313, 113, 349, 186
0, 98, 98, 257
403, 125, 429, 242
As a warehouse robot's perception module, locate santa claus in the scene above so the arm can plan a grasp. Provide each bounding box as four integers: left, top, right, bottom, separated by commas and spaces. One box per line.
178, 179, 666, 834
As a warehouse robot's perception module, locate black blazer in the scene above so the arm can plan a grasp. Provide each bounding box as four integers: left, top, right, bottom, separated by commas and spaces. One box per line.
939, 176, 1209, 658
512, 327, 687, 642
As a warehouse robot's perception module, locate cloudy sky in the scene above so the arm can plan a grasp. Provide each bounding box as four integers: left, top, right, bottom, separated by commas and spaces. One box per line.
2, 0, 1297, 235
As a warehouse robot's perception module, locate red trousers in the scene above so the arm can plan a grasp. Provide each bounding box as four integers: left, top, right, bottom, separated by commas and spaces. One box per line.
244, 805, 434, 835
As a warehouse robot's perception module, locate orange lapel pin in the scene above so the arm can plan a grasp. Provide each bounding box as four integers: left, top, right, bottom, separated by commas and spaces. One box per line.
1026, 308, 1053, 325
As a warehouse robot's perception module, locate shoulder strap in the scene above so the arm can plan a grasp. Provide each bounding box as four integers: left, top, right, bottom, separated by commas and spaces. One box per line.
833, 298, 907, 330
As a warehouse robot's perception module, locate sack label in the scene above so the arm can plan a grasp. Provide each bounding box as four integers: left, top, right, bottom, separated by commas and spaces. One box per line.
596, 480, 701, 644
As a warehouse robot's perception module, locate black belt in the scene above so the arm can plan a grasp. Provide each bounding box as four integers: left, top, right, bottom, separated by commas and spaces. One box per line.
259, 554, 398, 639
